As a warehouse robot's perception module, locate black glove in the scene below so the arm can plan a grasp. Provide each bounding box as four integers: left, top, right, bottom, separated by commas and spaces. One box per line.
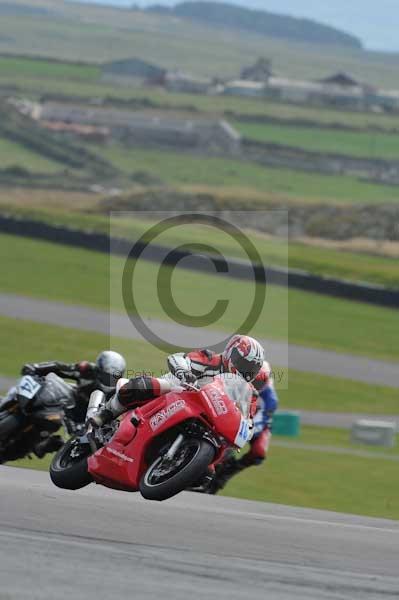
21, 363, 37, 376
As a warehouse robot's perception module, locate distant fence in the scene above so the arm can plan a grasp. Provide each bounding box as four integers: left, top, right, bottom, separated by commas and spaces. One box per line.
1, 215, 398, 309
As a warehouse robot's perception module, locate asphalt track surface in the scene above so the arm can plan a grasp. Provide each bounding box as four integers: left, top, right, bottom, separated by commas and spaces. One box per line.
1, 468, 398, 600
1, 292, 398, 387
0, 375, 15, 391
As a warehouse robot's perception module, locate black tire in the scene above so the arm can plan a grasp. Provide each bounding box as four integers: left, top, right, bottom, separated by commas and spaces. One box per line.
140, 438, 215, 501
50, 438, 93, 490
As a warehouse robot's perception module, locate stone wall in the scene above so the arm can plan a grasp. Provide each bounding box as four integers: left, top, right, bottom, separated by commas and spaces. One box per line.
243, 139, 399, 184
100, 189, 399, 241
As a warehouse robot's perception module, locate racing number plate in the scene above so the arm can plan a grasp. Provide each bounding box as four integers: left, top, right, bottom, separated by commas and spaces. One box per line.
234, 417, 254, 448
17, 375, 41, 400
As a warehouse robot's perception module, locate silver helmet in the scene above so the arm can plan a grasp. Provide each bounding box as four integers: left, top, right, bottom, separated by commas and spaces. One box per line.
95, 351, 126, 392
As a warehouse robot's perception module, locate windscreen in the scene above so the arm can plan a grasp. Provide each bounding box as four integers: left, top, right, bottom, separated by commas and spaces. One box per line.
216, 373, 253, 418
36, 373, 75, 408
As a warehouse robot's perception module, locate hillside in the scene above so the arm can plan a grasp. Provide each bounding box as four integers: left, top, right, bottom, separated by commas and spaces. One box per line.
0, 0, 399, 87
148, 1, 362, 49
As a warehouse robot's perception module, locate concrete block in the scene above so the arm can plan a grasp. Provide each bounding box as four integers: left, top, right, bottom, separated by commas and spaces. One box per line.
351, 419, 397, 447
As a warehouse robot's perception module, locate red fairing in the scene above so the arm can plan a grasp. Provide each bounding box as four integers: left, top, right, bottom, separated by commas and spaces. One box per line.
199, 378, 243, 443
88, 378, 246, 492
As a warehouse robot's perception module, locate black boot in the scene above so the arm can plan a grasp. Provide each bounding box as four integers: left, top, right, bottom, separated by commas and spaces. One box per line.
34, 435, 64, 459
186, 469, 215, 494
207, 456, 244, 495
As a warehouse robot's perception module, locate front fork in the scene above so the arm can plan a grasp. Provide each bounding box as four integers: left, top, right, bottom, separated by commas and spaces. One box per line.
165, 434, 184, 460
85, 390, 106, 453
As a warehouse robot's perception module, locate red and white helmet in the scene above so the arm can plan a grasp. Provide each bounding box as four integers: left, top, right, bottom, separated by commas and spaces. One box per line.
222, 335, 265, 382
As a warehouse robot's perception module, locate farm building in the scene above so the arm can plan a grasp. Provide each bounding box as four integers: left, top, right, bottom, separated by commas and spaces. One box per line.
220, 70, 399, 112
224, 80, 266, 98
264, 75, 366, 110
265, 77, 320, 104
240, 58, 272, 82
318, 72, 364, 88
365, 89, 399, 112
164, 72, 214, 95
101, 58, 166, 86
36, 103, 241, 154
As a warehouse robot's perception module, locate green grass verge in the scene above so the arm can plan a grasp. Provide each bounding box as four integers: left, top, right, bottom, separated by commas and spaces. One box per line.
235, 121, 399, 161
11, 453, 53, 472
0, 315, 167, 379
95, 144, 399, 204
108, 215, 399, 289
1, 233, 398, 361
3, 204, 399, 289
0, 136, 63, 172
223, 445, 399, 520
289, 425, 399, 455
279, 371, 399, 415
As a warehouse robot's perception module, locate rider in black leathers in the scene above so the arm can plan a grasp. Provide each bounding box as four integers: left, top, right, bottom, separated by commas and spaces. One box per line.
21, 351, 126, 452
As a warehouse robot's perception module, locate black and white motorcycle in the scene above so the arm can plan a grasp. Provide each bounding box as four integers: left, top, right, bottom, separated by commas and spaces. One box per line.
0, 373, 83, 463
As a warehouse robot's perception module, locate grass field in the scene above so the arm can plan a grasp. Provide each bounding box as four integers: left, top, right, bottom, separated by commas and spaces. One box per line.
0, 199, 399, 287
108, 215, 399, 288
95, 144, 399, 204
226, 445, 399, 520
113, 255, 397, 360
0, 315, 167, 379
235, 121, 399, 160
2, 196, 398, 288
0, 234, 398, 361
0, 136, 63, 172
1, 117, 398, 206
281, 425, 399, 454
0, 56, 99, 82
279, 371, 399, 415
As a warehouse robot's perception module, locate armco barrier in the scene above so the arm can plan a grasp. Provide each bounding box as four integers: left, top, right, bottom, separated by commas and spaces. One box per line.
1, 214, 398, 309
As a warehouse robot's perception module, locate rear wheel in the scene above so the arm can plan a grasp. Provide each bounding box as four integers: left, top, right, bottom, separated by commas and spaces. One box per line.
140, 437, 215, 501
50, 438, 93, 490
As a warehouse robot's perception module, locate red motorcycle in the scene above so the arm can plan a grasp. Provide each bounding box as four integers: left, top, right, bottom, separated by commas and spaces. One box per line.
50, 374, 254, 501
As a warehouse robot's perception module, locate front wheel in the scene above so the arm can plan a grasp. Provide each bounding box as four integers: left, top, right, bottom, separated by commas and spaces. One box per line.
50, 437, 93, 490
140, 438, 215, 501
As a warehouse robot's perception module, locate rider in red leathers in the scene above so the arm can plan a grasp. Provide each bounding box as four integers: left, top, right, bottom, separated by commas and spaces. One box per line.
91, 335, 265, 427
206, 360, 279, 494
